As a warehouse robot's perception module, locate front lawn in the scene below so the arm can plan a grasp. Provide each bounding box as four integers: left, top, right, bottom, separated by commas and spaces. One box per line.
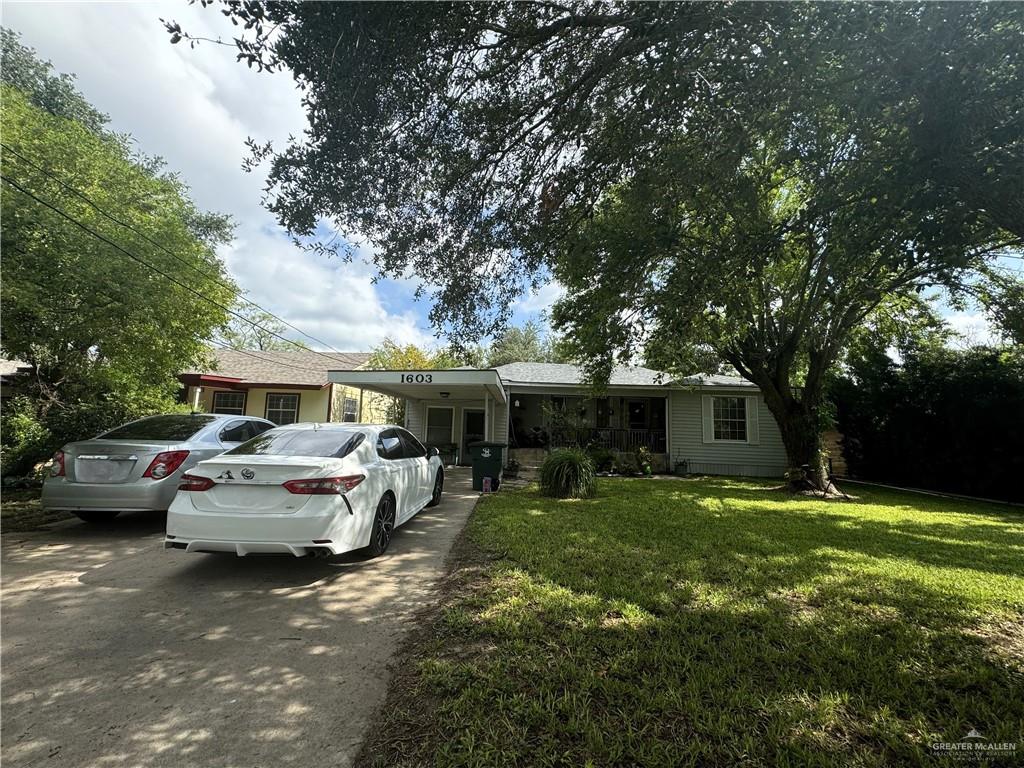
361, 478, 1024, 767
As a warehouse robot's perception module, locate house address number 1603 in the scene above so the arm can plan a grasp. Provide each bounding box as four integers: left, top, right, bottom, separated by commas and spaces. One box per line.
400, 373, 433, 383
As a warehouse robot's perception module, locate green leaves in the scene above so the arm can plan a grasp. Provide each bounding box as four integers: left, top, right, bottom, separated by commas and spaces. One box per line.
539, 448, 596, 499
1, 84, 236, 467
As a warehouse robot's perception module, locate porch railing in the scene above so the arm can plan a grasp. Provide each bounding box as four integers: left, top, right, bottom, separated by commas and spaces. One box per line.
550, 427, 667, 453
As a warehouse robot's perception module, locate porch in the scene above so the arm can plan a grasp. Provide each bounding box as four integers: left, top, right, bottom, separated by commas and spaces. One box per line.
507, 392, 667, 453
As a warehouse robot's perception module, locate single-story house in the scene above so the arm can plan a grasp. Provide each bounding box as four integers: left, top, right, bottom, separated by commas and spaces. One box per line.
179, 349, 386, 426
329, 362, 787, 477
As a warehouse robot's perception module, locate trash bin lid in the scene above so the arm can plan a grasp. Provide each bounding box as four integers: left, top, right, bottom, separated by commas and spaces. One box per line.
468, 441, 508, 448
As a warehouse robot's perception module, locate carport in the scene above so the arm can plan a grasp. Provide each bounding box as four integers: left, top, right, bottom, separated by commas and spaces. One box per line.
328, 369, 508, 465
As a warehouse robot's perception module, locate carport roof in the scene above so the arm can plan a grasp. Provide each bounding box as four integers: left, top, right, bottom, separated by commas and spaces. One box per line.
327, 368, 508, 403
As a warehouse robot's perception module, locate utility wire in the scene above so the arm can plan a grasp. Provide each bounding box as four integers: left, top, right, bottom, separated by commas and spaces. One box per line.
5, 244, 332, 374
1, 142, 347, 356
1, 172, 355, 368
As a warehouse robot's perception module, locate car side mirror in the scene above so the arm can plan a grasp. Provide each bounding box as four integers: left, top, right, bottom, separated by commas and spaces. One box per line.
428, 446, 440, 458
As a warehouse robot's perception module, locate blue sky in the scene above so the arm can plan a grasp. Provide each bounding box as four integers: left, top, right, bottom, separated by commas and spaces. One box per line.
3, 2, 1009, 352
3, 1, 555, 352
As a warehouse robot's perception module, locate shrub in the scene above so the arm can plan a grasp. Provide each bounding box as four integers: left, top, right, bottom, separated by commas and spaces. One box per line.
587, 446, 616, 473
615, 452, 639, 475
540, 448, 596, 499
0, 396, 52, 477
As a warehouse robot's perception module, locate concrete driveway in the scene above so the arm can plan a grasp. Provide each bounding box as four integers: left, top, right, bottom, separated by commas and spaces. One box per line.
1, 469, 478, 768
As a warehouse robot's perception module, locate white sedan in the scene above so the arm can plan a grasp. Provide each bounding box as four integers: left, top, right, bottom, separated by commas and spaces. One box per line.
164, 423, 444, 558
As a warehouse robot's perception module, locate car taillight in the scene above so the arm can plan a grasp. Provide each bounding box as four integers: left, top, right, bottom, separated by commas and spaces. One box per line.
50, 450, 65, 477
143, 450, 190, 479
178, 473, 214, 491
282, 475, 365, 495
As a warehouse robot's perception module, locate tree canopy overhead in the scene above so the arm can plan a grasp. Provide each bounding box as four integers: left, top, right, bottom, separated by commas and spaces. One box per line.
170, 1, 1024, 487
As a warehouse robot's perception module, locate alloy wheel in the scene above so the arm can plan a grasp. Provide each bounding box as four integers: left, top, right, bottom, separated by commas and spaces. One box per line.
375, 497, 395, 551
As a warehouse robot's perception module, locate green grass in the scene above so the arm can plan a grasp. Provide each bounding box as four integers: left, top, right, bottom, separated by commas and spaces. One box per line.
362, 478, 1024, 767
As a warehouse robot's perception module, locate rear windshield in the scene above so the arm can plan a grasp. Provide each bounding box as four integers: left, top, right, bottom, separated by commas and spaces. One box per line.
100, 415, 217, 441
226, 429, 365, 459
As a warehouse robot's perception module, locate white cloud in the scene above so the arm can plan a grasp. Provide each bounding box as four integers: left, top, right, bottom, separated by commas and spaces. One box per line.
3, 1, 433, 351
514, 279, 566, 317
222, 235, 433, 350
944, 311, 1000, 348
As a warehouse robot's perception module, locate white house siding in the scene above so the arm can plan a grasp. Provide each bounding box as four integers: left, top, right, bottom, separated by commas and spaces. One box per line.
492, 400, 508, 446
668, 389, 787, 478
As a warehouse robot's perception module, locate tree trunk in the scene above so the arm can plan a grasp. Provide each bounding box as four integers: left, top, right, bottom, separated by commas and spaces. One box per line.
777, 411, 827, 491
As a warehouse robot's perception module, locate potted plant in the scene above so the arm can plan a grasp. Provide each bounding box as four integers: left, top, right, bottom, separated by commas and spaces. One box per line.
635, 446, 653, 476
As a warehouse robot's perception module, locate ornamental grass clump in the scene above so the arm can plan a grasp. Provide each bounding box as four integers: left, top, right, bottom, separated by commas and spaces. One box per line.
539, 448, 596, 499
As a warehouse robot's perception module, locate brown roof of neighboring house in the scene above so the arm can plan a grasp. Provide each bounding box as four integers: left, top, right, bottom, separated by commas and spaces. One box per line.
181, 349, 371, 388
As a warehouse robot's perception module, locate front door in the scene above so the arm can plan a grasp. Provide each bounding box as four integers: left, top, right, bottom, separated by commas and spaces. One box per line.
462, 409, 485, 465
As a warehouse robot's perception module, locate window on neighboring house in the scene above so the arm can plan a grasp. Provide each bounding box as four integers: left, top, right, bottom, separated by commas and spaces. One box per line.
265, 393, 300, 425
212, 391, 245, 415
712, 396, 747, 441
342, 397, 358, 423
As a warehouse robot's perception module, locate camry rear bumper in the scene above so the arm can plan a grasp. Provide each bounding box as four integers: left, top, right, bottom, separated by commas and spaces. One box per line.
165, 497, 374, 557
164, 538, 327, 557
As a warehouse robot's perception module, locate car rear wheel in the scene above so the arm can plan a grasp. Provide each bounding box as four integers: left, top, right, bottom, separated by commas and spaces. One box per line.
426, 469, 443, 507
73, 510, 121, 523
368, 494, 396, 556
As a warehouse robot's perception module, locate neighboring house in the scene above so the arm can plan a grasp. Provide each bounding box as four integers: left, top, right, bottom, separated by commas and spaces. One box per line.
329, 362, 787, 477
0, 358, 32, 406
179, 349, 386, 426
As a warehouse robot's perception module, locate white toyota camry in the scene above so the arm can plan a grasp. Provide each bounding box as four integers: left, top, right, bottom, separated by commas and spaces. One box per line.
164, 423, 444, 558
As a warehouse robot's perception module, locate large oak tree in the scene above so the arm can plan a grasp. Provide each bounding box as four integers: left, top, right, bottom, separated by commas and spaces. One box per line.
170, 2, 1023, 487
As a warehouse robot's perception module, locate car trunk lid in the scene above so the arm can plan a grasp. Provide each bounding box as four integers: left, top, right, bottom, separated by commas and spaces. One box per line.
186, 455, 344, 514
66, 440, 184, 484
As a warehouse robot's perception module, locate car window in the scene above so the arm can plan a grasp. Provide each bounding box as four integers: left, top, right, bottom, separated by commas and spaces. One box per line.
376, 429, 404, 460
219, 420, 255, 443
398, 429, 427, 458
100, 414, 217, 441
227, 429, 365, 458
250, 420, 275, 436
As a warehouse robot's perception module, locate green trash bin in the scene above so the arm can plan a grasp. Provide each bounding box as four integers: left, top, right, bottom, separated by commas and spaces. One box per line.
468, 441, 507, 492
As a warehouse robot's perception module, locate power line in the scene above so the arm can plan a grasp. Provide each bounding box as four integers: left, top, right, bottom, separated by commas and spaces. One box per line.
1, 172, 355, 369
1, 142, 348, 355
5, 244, 331, 375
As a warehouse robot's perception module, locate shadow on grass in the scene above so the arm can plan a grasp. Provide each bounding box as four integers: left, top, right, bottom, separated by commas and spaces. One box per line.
360, 477, 1024, 767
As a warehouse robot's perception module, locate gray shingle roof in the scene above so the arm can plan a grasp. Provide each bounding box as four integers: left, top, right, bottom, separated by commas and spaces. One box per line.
677, 373, 756, 388
182, 349, 370, 387
493, 362, 753, 389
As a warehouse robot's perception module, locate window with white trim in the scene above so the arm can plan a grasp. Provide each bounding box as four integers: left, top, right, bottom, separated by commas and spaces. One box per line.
265, 393, 300, 425
212, 391, 245, 415
426, 407, 454, 445
712, 396, 747, 441
342, 397, 358, 423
